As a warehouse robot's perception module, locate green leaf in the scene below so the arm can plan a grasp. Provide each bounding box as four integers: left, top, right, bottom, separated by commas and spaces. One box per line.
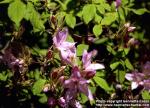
93, 76, 111, 91
96, 5, 105, 14
114, 70, 126, 83
82, 4, 96, 24
65, 14, 76, 28
93, 24, 102, 37
0, 72, 8, 81
101, 12, 117, 25
94, 14, 102, 23
131, 8, 148, 15
30, 10, 45, 32
110, 61, 120, 70
32, 79, 46, 95
66, 35, 74, 42
93, 0, 105, 4
142, 90, 150, 100
94, 37, 108, 44
56, 12, 66, 28
125, 58, 134, 70
24, 2, 34, 20
39, 94, 48, 104
102, 3, 111, 11
107, 45, 116, 55
0, 0, 13, 4
77, 44, 89, 56
79, 93, 88, 104
124, 48, 130, 55
8, 0, 26, 27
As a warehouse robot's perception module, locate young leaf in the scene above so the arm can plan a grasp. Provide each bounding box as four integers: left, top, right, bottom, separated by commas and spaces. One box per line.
39, 94, 48, 104
82, 4, 96, 24
8, 0, 26, 26
65, 14, 76, 28
96, 5, 105, 14
77, 44, 89, 56
142, 90, 150, 100
93, 24, 102, 37
32, 79, 46, 95
131, 8, 148, 15
94, 14, 102, 23
0, 0, 13, 4
107, 45, 116, 55
125, 58, 134, 70
93, 76, 111, 91
94, 37, 108, 44
114, 70, 126, 83
101, 12, 117, 25
110, 61, 120, 70
30, 10, 45, 32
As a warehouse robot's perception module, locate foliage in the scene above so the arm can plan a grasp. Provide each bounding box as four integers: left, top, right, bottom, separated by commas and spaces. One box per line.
0, 0, 150, 107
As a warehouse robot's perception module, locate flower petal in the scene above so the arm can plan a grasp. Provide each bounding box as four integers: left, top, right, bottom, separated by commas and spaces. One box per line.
53, 28, 68, 47
125, 73, 134, 81
86, 63, 105, 70
131, 82, 138, 90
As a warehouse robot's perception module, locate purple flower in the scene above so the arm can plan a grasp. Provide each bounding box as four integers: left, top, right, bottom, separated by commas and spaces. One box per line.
125, 72, 145, 90
53, 28, 68, 47
53, 28, 76, 65
63, 66, 93, 102
59, 42, 76, 65
115, 0, 121, 9
81, 50, 105, 79
58, 97, 66, 108
125, 61, 150, 91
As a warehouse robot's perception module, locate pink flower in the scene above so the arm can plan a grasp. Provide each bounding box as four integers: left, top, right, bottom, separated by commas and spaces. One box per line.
63, 67, 93, 102
125, 72, 145, 90
53, 28, 76, 65
125, 61, 150, 91
53, 28, 68, 47
81, 50, 105, 79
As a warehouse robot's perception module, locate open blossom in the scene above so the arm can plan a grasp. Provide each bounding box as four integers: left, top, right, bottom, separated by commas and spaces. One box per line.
63, 67, 93, 101
53, 28, 76, 65
81, 50, 105, 79
62, 66, 93, 108
125, 61, 150, 91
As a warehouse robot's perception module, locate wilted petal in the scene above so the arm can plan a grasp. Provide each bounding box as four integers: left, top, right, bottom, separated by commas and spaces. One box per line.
131, 82, 139, 90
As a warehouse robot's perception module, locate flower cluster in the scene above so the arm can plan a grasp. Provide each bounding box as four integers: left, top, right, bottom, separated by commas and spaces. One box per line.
53, 28, 76, 66
125, 61, 150, 91
52, 28, 105, 107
